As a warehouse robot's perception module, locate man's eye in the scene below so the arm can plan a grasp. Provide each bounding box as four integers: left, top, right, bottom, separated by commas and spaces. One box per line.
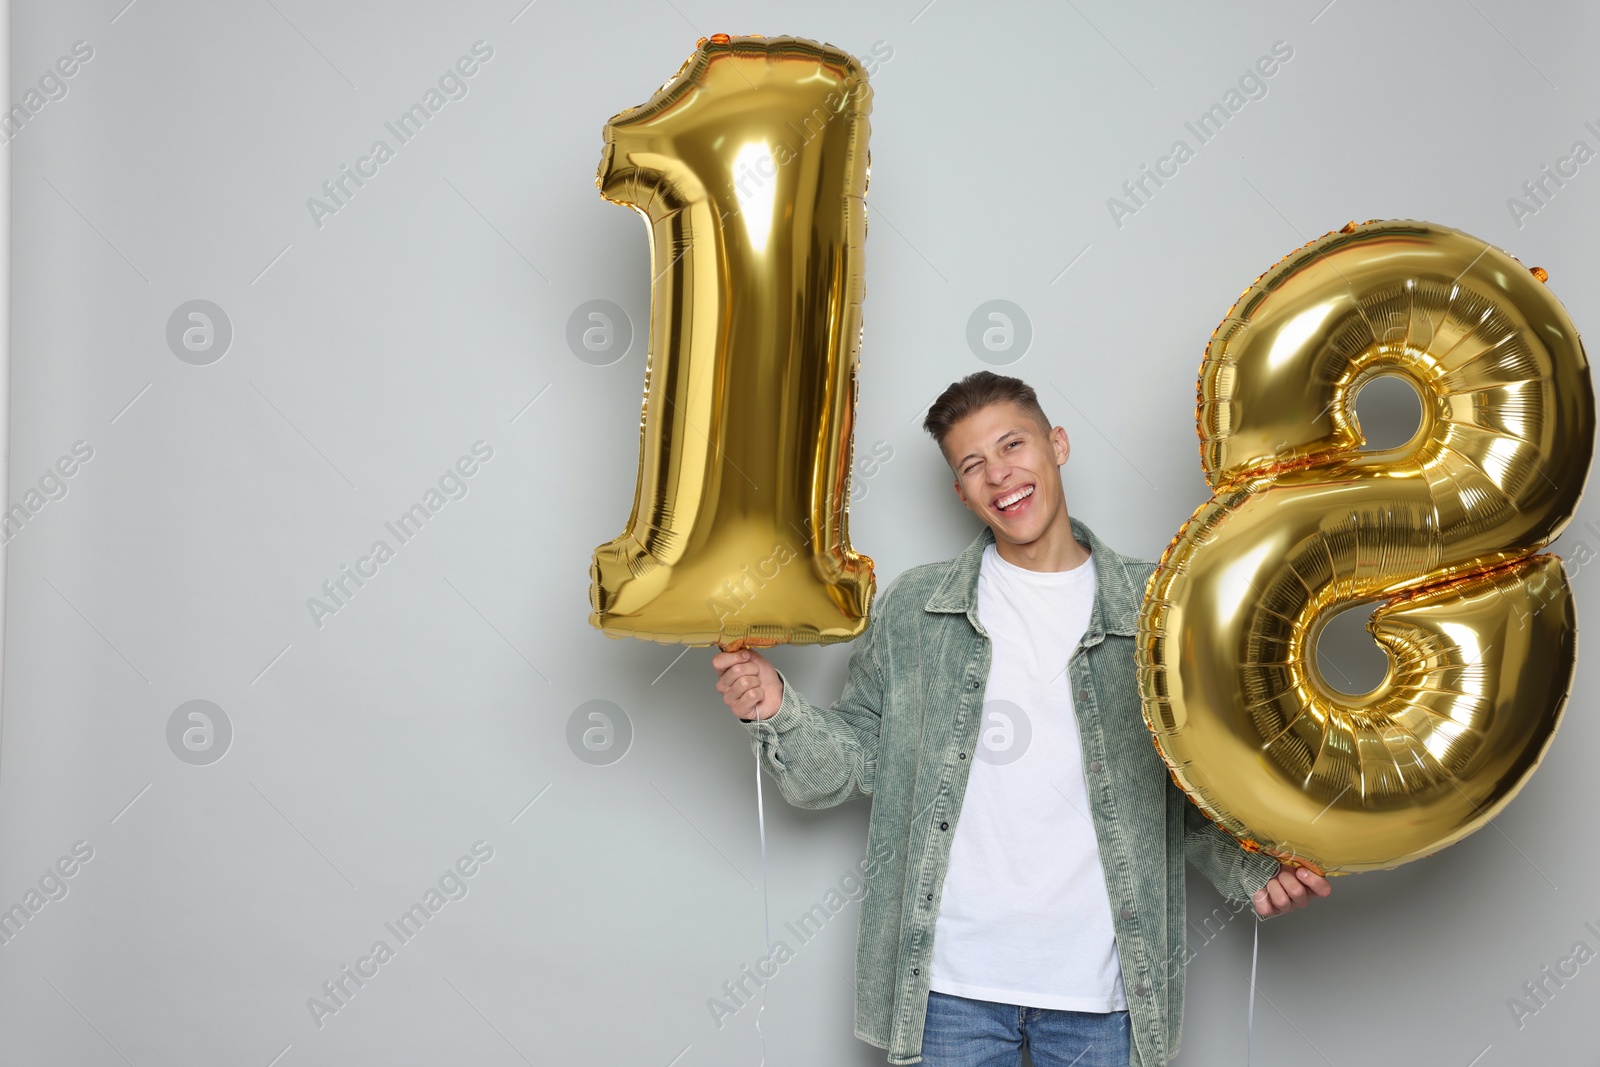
1006, 440, 1020, 450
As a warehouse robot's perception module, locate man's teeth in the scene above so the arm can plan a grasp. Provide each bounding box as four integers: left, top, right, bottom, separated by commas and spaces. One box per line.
996, 485, 1034, 510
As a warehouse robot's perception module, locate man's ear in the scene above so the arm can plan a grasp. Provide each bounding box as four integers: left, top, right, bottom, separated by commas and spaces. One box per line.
1052, 426, 1070, 466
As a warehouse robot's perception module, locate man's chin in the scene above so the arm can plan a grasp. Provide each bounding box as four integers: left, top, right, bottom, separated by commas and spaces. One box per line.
989, 520, 1043, 546
988, 503, 1066, 546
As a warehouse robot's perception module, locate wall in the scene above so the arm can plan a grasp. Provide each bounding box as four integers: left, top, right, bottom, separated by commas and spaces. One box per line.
1, 1, 1596, 1064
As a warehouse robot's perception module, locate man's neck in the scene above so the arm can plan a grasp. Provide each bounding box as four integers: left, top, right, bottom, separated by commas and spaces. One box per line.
992, 507, 1090, 573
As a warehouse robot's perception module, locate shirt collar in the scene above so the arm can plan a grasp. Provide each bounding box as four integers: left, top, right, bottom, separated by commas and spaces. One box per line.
922, 513, 1146, 638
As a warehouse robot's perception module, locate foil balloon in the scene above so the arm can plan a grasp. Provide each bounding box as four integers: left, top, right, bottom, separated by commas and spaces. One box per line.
588, 34, 876, 648
1137, 219, 1593, 875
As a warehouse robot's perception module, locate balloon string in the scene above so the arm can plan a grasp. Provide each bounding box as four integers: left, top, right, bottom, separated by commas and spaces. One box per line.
753, 718, 774, 1067
1246, 910, 1261, 1066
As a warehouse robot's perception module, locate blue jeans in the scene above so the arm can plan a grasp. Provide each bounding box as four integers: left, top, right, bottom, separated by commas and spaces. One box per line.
920, 990, 1131, 1067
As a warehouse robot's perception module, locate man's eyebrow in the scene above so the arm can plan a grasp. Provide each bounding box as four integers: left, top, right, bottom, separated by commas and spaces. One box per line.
955, 427, 1028, 468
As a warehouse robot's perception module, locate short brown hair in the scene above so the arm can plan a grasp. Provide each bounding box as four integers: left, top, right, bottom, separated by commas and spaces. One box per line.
922, 370, 1052, 461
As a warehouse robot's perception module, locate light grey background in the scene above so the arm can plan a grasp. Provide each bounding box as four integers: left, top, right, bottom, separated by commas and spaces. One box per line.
2, 1, 1597, 1065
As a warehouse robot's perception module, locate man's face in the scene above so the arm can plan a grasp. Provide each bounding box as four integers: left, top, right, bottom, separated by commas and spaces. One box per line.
944, 400, 1070, 544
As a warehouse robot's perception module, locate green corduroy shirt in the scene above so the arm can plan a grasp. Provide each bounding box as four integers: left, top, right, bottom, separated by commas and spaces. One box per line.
744, 514, 1282, 1066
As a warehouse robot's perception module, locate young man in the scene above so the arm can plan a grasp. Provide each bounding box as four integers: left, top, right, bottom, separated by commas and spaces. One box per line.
712, 371, 1331, 1066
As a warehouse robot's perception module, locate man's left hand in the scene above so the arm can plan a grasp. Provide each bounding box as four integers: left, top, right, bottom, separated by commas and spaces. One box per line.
1252, 865, 1332, 917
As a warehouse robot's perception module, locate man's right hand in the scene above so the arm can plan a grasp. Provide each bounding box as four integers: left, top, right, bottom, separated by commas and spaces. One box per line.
712, 648, 783, 722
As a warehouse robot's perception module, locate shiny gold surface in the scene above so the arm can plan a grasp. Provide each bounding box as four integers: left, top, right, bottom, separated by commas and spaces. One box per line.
1137, 219, 1594, 874
588, 35, 876, 647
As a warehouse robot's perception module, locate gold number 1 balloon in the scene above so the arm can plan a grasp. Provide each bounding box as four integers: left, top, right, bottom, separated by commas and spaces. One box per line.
588, 34, 876, 648
1138, 219, 1593, 875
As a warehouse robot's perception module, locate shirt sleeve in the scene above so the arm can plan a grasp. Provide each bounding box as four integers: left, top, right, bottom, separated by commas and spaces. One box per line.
1178, 780, 1282, 903
739, 578, 893, 810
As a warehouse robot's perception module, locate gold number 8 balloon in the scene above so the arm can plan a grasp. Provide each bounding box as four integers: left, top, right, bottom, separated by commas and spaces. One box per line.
1137, 219, 1594, 876
588, 34, 876, 649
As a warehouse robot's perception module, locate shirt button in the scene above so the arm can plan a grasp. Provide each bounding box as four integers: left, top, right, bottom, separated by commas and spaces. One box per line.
1089, 760, 1103, 772
940, 821, 949, 830
959, 752, 966, 760
926, 893, 933, 901
1133, 984, 1148, 997
914, 968, 920, 975
969, 681, 980, 689
1076, 689, 1088, 701
1120, 906, 1133, 920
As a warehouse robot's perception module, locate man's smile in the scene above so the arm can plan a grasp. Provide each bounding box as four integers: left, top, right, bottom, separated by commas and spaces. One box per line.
992, 483, 1035, 515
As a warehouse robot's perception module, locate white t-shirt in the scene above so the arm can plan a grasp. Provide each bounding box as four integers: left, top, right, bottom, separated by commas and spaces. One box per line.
927, 540, 1127, 1011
